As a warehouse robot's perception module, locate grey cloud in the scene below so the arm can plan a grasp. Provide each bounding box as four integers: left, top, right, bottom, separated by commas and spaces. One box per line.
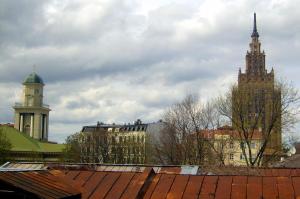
1, 0, 300, 142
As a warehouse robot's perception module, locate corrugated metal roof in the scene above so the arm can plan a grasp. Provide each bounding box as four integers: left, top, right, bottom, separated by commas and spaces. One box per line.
53, 168, 300, 198
0, 171, 81, 199
2, 162, 300, 198
144, 174, 300, 199
59, 167, 155, 199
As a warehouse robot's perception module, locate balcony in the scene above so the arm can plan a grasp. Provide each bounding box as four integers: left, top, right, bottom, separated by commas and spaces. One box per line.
14, 102, 50, 109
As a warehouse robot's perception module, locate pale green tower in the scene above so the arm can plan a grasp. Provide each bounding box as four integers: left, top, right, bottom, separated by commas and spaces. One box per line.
13, 72, 50, 141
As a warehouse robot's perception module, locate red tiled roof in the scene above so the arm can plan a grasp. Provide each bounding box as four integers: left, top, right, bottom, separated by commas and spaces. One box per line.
200, 129, 263, 140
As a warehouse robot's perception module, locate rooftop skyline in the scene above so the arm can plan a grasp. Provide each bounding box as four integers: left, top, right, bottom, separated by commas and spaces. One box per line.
1, 0, 300, 143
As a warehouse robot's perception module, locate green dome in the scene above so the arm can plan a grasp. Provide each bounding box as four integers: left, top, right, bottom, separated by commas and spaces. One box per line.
23, 72, 44, 84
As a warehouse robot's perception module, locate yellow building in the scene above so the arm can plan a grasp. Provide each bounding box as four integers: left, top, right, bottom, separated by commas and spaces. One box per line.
80, 120, 147, 164
13, 72, 50, 141
203, 128, 262, 166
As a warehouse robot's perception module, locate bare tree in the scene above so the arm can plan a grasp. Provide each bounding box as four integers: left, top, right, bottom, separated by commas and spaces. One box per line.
154, 94, 226, 165
64, 128, 111, 163
218, 80, 300, 166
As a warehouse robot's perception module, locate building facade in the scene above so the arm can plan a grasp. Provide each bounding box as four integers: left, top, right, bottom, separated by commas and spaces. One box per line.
232, 13, 282, 155
80, 120, 158, 164
13, 72, 50, 141
202, 127, 262, 166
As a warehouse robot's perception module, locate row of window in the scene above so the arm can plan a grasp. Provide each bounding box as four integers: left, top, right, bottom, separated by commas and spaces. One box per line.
229, 153, 256, 161
107, 126, 146, 132
113, 135, 145, 143
227, 141, 257, 149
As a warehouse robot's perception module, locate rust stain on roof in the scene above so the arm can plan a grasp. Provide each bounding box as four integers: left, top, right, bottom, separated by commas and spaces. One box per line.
0, 171, 81, 199
2, 162, 300, 198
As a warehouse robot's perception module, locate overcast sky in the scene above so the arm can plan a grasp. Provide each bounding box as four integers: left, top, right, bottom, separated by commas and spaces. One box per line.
1, 0, 300, 143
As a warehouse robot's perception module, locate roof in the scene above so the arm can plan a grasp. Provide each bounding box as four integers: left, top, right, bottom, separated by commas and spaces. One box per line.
35, 167, 300, 199
0, 162, 48, 171
2, 162, 300, 198
81, 121, 163, 134
23, 72, 44, 84
200, 129, 263, 140
272, 154, 300, 168
145, 173, 300, 199
0, 171, 81, 198
0, 126, 65, 153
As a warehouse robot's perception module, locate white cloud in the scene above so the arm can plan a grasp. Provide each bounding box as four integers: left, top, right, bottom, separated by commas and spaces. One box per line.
1, 0, 300, 142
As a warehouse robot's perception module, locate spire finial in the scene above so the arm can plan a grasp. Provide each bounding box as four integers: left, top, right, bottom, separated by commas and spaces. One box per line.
251, 13, 259, 38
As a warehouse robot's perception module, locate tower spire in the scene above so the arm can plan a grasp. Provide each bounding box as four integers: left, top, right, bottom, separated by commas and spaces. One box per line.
251, 13, 259, 38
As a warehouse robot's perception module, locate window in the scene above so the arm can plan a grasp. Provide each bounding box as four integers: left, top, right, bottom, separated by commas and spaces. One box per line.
240, 142, 245, 149
229, 153, 234, 160
251, 142, 256, 149
141, 135, 144, 142
240, 153, 244, 160
229, 141, 234, 149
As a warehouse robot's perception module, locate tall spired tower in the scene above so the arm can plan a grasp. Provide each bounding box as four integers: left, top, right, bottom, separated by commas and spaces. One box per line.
13, 72, 50, 141
233, 13, 282, 152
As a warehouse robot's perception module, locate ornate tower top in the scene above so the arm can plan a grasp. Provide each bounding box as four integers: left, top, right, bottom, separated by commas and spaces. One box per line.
244, 13, 267, 76
251, 13, 259, 38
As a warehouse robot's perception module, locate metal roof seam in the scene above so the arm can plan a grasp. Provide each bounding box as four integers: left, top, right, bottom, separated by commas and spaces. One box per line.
212, 176, 219, 198
85, 172, 109, 199
150, 174, 162, 199
81, 171, 96, 187
22, 172, 76, 195
195, 176, 205, 197
135, 168, 156, 199
73, 170, 83, 180
117, 173, 136, 199
164, 174, 177, 198
178, 175, 191, 198
0, 172, 62, 198
101, 172, 123, 199
19, 172, 71, 197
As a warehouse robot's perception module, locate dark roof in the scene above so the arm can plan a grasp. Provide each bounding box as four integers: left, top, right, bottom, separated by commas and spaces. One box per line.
81, 123, 149, 133
0, 171, 81, 199
23, 72, 44, 84
272, 154, 300, 168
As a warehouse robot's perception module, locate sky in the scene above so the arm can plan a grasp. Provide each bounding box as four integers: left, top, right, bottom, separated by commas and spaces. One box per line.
1, 0, 300, 143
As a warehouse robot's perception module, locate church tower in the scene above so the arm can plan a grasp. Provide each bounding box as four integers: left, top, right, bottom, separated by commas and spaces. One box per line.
13, 72, 50, 141
233, 13, 282, 153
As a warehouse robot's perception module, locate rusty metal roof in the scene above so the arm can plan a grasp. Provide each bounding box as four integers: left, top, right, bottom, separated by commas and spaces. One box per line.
2, 162, 300, 198
54, 167, 155, 199
143, 174, 300, 199
54, 168, 300, 199
0, 171, 81, 199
